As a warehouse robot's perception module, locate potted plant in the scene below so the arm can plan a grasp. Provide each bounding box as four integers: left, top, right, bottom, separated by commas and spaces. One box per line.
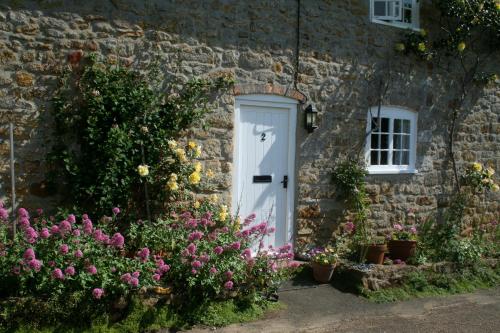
387, 223, 418, 262
310, 247, 338, 283
364, 239, 387, 265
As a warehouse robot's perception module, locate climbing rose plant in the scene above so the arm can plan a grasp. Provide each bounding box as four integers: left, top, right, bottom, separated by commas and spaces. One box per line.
49, 53, 233, 218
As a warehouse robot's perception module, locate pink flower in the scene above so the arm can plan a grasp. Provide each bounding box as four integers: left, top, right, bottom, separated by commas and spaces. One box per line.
87, 265, 97, 275
243, 213, 256, 226
50, 225, 59, 235
137, 248, 150, 262
230, 242, 241, 250
74, 249, 83, 258
12, 266, 21, 275
393, 224, 403, 231
188, 231, 204, 241
0, 207, 8, 221
18, 218, 30, 230
72, 229, 81, 237
221, 226, 229, 233
187, 243, 197, 255
40, 228, 50, 239
52, 268, 64, 280
59, 244, 69, 255
48, 260, 56, 267
224, 281, 234, 290
24, 248, 35, 260
410, 226, 417, 234
28, 259, 42, 272
59, 220, 72, 234
209, 267, 218, 274
82, 214, 89, 220
191, 260, 202, 269
65, 266, 75, 276
24, 227, 38, 243
92, 288, 104, 299
185, 219, 198, 229
112, 207, 121, 215
242, 248, 252, 258
159, 264, 170, 273
344, 221, 355, 233
67, 214, 76, 224
18, 208, 29, 218
121, 273, 132, 283
225, 271, 233, 280
214, 246, 224, 255
191, 269, 198, 275
152, 273, 161, 281
132, 271, 140, 278
93, 229, 106, 242
83, 219, 93, 234
288, 261, 301, 268
36, 208, 44, 216
130, 277, 139, 287
110, 233, 125, 248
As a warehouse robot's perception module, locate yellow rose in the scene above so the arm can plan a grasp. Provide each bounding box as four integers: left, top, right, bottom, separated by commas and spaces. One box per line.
189, 171, 201, 185
472, 162, 482, 172
395, 43, 405, 52
206, 169, 215, 179
486, 167, 495, 177
220, 204, 228, 213
194, 162, 202, 173
492, 184, 499, 192
194, 146, 202, 158
137, 165, 149, 177
167, 180, 178, 191
188, 141, 197, 149
175, 148, 187, 162
193, 201, 201, 209
417, 42, 426, 52
167, 140, 177, 149
457, 42, 466, 52
169, 173, 178, 181
209, 194, 218, 203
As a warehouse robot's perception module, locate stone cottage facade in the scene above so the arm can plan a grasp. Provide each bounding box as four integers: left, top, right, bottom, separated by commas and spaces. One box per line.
0, 1, 498, 249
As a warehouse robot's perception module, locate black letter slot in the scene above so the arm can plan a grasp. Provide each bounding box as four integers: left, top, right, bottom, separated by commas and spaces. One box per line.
253, 175, 272, 183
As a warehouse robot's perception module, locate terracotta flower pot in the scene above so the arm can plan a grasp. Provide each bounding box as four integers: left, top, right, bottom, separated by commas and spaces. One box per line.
365, 244, 387, 265
311, 262, 336, 283
388, 240, 417, 261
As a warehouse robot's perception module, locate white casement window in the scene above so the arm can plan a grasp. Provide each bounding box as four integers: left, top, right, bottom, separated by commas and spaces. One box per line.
365, 107, 418, 174
370, 0, 420, 30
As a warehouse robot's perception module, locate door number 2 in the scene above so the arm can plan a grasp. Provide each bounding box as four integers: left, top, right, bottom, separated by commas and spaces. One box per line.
260, 133, 266, 142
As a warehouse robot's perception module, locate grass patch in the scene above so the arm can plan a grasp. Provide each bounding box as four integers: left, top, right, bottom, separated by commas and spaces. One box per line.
0, 297, 283, 333
362, 264, 500, 303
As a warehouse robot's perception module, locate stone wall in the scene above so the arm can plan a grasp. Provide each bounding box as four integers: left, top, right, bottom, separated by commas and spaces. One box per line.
0, 0, 498, 245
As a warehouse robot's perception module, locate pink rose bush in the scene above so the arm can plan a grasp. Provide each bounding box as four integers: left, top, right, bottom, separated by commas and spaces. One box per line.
129, 200, 297, 303
0, 207, 159, 303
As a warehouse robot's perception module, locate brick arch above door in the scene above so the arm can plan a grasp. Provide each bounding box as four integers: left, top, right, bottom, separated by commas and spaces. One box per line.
233, 84, 306, 104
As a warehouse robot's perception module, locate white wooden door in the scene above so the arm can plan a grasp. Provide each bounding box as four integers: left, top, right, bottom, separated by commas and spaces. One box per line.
233, 96, 297, 250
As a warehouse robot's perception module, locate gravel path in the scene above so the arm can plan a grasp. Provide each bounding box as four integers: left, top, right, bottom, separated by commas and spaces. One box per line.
187, 285, 500, 333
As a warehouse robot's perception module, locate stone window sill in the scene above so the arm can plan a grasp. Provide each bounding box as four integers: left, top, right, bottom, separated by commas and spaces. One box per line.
367, 168, 418, 175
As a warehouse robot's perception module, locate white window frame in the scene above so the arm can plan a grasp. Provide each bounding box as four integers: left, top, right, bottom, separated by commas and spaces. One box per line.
370, 0, 420, 30
364, 106, 418, 174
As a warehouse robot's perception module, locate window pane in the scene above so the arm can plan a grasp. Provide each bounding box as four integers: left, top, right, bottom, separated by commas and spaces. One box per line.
402, 151, 409, 165
374, 1, 386, 16
403, 135, 410, 149
394, 134, 402, 149
394, 119, 401, 133
371, 134, 379, 149
381, 134, 389, 149
403, 8, 412, 23
403, 119, 410, 133
381, 118, 389, 132
380, 151, 388, 165
393, 150, 401, 165
371, 151, 379, 165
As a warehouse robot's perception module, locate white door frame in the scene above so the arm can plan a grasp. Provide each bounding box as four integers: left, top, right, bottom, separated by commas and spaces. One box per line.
232, 94, 298, 246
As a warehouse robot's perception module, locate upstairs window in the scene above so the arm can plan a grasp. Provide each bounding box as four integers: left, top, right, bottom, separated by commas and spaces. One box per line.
370, 0, 420, 30
365, 107, 418, 174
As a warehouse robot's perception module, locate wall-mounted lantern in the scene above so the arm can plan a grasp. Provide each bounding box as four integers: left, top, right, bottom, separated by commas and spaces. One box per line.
305, 104, 318, 133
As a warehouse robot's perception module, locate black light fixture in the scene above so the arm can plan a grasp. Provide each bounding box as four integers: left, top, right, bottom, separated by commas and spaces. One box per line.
305, 104, 318, 133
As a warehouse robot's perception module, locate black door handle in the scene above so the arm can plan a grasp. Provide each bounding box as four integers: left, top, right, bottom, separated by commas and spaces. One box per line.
281, 175, 288, 189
